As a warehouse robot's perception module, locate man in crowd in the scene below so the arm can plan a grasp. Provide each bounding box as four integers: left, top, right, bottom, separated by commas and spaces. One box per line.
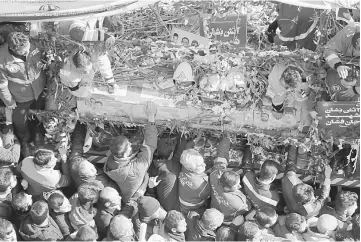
324, 22, 360, 101
0, 32, 46, 157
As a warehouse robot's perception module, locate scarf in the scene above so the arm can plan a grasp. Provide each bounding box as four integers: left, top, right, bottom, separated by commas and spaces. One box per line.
164, 226, 185, 242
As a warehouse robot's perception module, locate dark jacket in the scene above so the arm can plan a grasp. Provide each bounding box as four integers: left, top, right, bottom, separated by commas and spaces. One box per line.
242, 171, 280, 209
153, 135, 189, 212
94, 204, 120, 240
133, 212, 163, 241
0, 42, 46, 106
282, 171, 330, 218
210, 137, 251, 223
185, 211, 216, 241
19, 215, 64, 241
275, 3, 318, 51
104, 122, 157, 203
49, 210, 74, 236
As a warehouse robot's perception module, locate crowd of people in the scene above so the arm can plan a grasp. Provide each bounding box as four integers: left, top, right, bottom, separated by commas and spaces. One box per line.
0, 100, 358, 241
0, 2, 359, 241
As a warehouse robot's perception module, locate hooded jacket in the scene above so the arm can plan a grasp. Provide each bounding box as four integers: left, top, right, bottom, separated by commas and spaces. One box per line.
104, 122, 157, 203
185, 211, 216, 241
95, 204, 120, 240
68, 193, 97, 230
19, 215, 64, 241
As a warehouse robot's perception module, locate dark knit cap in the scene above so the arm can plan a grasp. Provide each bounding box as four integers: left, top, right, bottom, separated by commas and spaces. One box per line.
30, 201, 49, 225
138, 196, 160, 220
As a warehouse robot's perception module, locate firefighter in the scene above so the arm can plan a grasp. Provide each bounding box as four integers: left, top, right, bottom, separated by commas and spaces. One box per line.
266, 3, 319, 51
324, 22, 360, 101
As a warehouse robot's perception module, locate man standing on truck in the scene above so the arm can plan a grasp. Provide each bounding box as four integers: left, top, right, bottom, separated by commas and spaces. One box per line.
0, 32, 46, 157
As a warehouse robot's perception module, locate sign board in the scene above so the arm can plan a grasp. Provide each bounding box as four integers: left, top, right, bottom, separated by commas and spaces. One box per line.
317, 102, 360, 139
200, 14, 247, 48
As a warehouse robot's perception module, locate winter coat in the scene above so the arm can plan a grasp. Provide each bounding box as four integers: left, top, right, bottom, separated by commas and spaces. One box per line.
153, 135, 189, 212
94, 204, 120, 240
281, 171, 330, 218
133, 213, 164, 241
49, 210, 74, 236
275, 4, 318, 51
242, 171, 280, 209
178, 168, 210, 214
185, 211, 216, 241
0, 42, 46, 106
210, 137, 251, 223
19, 215, 64, 241
68, 193, 97, 230
324, 22, 360, 69
104, 122, 157, 203
59, 57, 95, 98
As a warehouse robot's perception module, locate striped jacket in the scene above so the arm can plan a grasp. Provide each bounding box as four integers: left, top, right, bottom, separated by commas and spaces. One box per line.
324, 22, 360, 69
275, 4, 319, 51
242, 171, 280, 209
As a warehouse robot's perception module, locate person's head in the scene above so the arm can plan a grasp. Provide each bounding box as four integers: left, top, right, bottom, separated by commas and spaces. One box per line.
293, 183, 315, 205
72, 50, 92, 74
201, 208, 224, 231
259, 160, 279, 184
281, 66, 302, 90
219, 171, 241, 192
11, 192, 32, 213
181, 37, 189, 45
173, 33, 178, 42
30, 200, 49, 225
255, 207, 278, 228
285, 213, 308, 234
33, 149, 57, 169
191, 40, 199, 47
0, 218, 16, 241
108, 215, 134, 240
216, 226, 236, 241
352, 214, 360, 241
180, 149, 206, 174
138, 196, 166, 222
75, 225, 98, 241
335, 191, 358, 217
237, 221, 260, 241
316, 214, 338, 235
78, 182, 100, 207
99, 187, 121, 210
164, 210, 187, 233
109, 135, 132, 159
48, 191, 72, 213
0, 168, 17, 194
74, 158, 97, 180
156, 138, 176, 160
7, 32, 30, 56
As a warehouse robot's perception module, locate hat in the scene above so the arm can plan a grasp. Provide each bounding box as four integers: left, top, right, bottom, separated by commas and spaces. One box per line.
317, 214, 338, 234
109, 215, 133, 240
77, 159, 97, 178
138, 196, 160, 220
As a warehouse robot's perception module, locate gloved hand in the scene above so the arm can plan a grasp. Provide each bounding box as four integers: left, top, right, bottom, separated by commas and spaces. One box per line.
266, 20, 278, 43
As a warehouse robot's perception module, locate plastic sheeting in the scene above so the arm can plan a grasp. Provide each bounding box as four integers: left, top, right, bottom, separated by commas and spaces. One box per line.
272, 0, 360, 9
0, 0, 159, 22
